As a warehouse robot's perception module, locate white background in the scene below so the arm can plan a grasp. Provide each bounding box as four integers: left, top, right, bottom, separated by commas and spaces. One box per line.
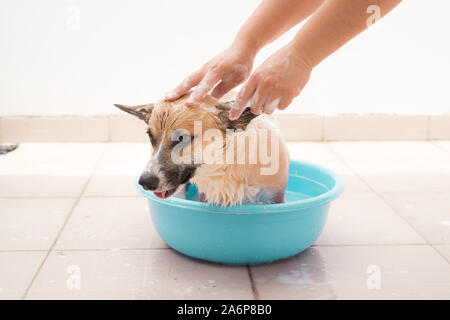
0, 0, 449, 116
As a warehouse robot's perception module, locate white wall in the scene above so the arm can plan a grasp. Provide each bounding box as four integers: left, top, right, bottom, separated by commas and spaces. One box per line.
1, 0, 449, 116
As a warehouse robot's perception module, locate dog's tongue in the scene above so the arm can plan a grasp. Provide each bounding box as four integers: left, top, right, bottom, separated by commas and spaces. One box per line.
153, 191, 167, 199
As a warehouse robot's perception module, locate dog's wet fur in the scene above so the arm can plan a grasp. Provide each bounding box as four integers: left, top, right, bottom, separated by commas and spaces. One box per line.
114, 92, 289, 206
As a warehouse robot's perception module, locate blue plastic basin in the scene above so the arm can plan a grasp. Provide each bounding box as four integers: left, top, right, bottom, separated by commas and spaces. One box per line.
136, 160, 344, 265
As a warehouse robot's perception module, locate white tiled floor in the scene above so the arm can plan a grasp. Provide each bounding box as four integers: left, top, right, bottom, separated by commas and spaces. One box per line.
0, 142, 449, 300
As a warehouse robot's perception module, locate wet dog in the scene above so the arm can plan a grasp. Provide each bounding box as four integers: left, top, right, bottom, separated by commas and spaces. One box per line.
114, 93, 289, 206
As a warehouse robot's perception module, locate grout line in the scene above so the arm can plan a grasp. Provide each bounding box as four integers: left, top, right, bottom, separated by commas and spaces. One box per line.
246, 265, 259, 300
76, 195, 142, 198
431, 245, 450, 264
311, 243, 433, 247
0, 192, 377, 199
0, 191, 386, 200
52, 247, 171, 252
0, 195, 142, 200
429, 245, 450, 265
20, 146, 110, 300
0, 249, 48, 253
324, 142, 450, 263
2, 243, 444, 254
0, 248, 171, 254
373, 190, 450, 195
0, 196, 81, 200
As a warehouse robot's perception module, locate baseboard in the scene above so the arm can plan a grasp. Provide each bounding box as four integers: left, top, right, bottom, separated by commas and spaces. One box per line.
0, 114, 449, 142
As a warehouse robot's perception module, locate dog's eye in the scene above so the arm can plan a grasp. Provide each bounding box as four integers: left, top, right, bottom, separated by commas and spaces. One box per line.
179, 134, 191, 143
171, 134, 193, 148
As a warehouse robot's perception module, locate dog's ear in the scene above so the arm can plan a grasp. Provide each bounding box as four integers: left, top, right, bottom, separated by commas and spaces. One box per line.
215, 100, 259, 131
113, 103, 154, 122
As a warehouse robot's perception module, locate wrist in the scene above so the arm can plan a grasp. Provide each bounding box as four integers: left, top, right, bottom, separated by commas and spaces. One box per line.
289, 40, 317, 70
231, 35, 260, 60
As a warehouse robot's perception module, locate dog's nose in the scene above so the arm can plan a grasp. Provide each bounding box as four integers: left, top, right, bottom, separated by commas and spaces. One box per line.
139, 173, 159, 191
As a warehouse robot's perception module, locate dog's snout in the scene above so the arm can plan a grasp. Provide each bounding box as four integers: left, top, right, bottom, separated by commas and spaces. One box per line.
139, 173, 159, 191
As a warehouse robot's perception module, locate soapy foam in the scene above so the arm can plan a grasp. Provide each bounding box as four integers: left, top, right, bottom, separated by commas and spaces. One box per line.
265, 97, 282, 114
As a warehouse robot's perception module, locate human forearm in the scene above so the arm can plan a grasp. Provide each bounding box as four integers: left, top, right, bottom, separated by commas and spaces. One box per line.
229, 0, 402, 119
232, 0, 326, 56
167, 0, 325, 102
291, 0, 402, 68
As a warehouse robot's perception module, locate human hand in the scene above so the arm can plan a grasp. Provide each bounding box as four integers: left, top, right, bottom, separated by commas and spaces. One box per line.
165, 42, 256, 105
229, 44, 312, 120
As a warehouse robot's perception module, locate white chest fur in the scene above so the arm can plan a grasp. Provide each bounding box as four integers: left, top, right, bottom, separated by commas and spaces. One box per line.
190, 165, 277, 206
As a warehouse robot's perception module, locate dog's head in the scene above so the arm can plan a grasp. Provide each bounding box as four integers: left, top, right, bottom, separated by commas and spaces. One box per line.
114, 93, 258, 199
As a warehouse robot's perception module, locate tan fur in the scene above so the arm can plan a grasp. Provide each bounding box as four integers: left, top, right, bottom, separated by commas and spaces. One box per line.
147, 93, 290, 206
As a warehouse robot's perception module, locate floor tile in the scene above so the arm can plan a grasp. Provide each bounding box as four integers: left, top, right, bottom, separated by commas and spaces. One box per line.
0, 143, 106, 197
84, 143, 150, 196
433, 141, 450, 153
84, 174, 141, 197
382, 192, 450, 244
287, 142, 338, 161
26, 249, 253, 299
251, 245, 450, 300
0, 252, 46, 299
0, 198, 76, 250
55, 197, 167, 250
344, 158, 450, 192
0, 172, 90, 198
316, 193, 425, 245
433, 245, 450, 263
308, 159, 372, 193
0, 143, 106, 166
2, 142, 449, 300
92, 143, 150, 165
329, 141, 449, 160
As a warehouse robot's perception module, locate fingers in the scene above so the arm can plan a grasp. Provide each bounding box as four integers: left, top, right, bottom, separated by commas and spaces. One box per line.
229, 74, 259, 120
262, 84, 298, 113
167, 62, 250, 104
211, 78, 238, 99
211, 63, 249, 99
165, 70, 204, 101
186, 69, 221, 105
263, 94, 293, 113
249, 78, 273, 115
262, 83, 282, 114
229, 73, 277, 120
263, 96, 282, 114
278, 95, 293, 110
228, 74, 297, 120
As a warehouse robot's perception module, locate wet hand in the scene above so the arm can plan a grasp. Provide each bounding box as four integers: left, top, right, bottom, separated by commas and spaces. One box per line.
165, 43, 255, 105
229, 44, 312, 120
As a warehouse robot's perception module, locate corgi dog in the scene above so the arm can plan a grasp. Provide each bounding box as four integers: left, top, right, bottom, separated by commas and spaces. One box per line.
114, 92, 289, 206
